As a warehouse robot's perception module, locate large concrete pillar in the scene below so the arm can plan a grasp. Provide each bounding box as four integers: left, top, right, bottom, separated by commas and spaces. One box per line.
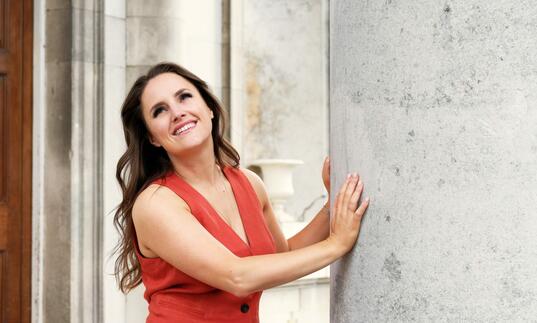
330, 1, 537, 321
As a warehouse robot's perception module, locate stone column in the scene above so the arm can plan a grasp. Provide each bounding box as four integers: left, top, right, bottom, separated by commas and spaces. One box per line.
330, 1, 537, 321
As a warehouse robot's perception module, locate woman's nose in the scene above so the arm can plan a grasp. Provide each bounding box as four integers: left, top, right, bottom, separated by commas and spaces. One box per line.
171, 106, 186, 122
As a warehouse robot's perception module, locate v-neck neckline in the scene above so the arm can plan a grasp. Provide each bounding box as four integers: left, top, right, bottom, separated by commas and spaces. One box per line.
173, 166, 251, 250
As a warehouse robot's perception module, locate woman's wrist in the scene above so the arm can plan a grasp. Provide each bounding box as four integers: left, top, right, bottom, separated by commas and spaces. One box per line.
325, 235, 347, 258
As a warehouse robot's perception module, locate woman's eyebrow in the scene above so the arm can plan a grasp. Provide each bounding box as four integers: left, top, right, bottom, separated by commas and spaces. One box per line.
149, 88, 188, 114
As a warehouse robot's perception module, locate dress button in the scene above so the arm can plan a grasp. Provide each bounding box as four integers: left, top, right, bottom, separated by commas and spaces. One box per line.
240, 303, 250, 313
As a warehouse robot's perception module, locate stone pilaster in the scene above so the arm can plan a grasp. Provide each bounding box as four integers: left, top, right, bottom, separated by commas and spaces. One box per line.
37, 0, 105, 322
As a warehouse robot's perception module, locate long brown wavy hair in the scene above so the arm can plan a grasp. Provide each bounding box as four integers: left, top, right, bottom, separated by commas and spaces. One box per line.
113, 62, 240, 293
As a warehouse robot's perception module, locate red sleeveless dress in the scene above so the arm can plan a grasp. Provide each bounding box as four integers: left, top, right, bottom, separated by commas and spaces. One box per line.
134, 166, 276, 323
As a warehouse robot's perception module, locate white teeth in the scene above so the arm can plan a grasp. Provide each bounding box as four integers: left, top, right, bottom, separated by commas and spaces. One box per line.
174, 122, 196, 135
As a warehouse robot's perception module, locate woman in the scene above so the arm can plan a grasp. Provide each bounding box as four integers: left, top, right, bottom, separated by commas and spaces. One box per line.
114, 62, 369, 323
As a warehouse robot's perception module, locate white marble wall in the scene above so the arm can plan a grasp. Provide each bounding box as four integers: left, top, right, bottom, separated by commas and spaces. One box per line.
126, 0, 223, 95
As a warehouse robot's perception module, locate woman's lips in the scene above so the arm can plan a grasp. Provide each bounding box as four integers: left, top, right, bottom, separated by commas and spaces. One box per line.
173, 121, 197, 136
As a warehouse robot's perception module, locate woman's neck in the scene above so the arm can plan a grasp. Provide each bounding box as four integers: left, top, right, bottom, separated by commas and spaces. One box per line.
168, 140, 222, 187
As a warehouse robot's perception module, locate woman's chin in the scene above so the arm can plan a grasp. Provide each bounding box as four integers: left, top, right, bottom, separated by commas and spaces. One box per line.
168, 137, 213, 156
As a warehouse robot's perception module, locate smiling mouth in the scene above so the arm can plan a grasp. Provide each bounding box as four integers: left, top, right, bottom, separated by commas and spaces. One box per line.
173, 121, 197, 136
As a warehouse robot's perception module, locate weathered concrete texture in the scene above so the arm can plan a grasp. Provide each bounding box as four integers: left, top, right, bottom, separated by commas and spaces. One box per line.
330, 1, 537, 322
243, 0, 329, 220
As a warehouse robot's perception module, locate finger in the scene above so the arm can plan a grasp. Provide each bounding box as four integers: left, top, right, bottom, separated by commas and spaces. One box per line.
322, 158, 330, 185
342, 173, 359, 208
354, 197, 370, 220
349, 179, 364, 211
336, 174, 351, 212
326, 158, 331, 190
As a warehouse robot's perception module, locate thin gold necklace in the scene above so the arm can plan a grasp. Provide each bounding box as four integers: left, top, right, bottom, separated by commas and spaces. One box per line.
174, 165, 237, 229
215, 167, 247, 244
216, 167, 234, 221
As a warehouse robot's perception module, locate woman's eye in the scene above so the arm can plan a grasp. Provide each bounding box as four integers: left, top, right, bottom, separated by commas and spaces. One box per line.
179, 93, 192, 101
152, 106, 165, 118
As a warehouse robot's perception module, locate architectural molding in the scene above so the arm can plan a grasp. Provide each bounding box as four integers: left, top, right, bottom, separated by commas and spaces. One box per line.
34, 0, 105, 322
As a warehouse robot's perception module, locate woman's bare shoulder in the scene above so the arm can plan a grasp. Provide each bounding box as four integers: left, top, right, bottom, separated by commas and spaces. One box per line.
133, 183, 189, 222
237, 167, 269, 207
238, 167, 261, 182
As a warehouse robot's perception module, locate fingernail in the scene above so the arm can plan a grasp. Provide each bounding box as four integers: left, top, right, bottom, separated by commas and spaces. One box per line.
347, 173, 351, 179
358, 179, 363, 186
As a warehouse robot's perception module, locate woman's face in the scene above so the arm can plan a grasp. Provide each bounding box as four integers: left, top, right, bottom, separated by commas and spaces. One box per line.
140, 72, 214, 156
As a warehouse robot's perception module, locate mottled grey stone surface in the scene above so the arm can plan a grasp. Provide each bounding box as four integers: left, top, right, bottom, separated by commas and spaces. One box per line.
330, 1, 537, 322
243, 0, 329, 221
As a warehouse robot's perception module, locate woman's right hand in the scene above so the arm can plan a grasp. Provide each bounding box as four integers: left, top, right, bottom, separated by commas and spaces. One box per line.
328, 173, 369, 255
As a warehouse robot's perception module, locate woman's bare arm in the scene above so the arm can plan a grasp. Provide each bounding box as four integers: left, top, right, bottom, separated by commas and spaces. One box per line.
242, 158, 335, 252
286, 203, 330, 250
133, 173, 368, 298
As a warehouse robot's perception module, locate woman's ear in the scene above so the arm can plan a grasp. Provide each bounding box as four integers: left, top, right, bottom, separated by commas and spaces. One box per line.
148, 134, 162, 147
